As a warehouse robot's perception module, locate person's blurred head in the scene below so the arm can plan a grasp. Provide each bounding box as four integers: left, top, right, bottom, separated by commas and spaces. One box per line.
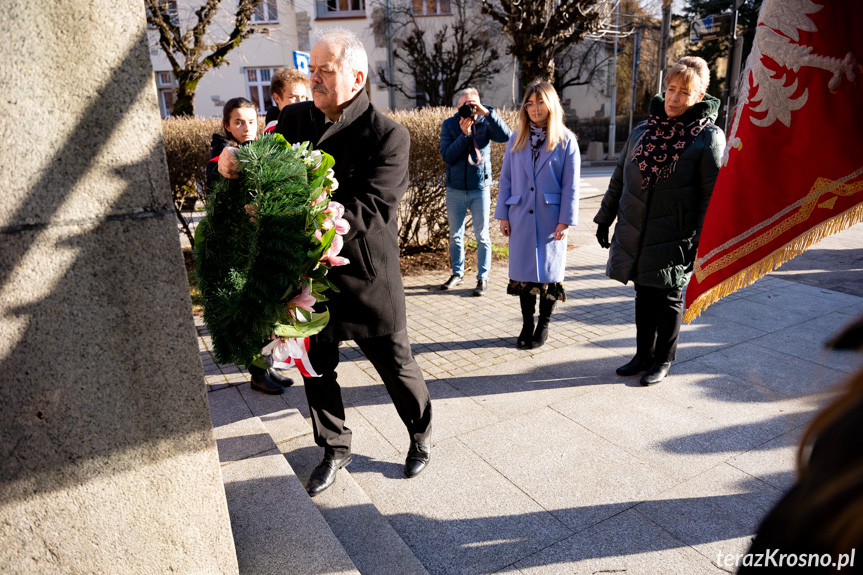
513, 80, 568, 152
222, 97, 257, 143
456, 87, 479, 109
792, 316, 863, 555
309, 28, 368, 120
664, 56, 709, 118
271, 67, 310, 110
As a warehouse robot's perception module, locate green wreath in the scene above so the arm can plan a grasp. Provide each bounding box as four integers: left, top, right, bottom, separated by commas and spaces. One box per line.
195, 133, 344, 368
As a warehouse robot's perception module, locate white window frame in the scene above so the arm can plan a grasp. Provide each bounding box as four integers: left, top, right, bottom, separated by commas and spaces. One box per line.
155, 71, 176, 118
411, 0, 452, 15
316, 0, 366, 19
245, 67, 277, 113
250, 0, 278, 23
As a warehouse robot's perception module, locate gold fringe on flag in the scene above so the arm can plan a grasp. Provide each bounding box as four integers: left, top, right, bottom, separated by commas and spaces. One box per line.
683, 203, 863, 324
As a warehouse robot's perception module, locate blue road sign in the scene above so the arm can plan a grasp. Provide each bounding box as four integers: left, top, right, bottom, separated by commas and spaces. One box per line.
293, 51, 310, 75
690, 13, 731, 42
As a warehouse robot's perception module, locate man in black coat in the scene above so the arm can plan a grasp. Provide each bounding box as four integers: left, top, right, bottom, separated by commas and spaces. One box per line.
218, 28, 432, 497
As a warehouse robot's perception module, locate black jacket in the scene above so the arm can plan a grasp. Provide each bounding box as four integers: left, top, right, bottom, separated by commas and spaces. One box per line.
594, 94, 725, 289
205, 133, 233, 198
275, 91, 410, 342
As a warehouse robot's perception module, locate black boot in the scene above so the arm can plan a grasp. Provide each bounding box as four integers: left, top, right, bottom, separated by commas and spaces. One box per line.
533, 297, 557, 348
616, 354, 654, 376
248, 364, 286, 395
517, 294, 536, 349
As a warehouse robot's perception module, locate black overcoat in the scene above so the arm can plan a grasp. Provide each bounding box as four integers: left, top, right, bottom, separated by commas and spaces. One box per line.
594, 94, 725, 289
275, 91, 410, 342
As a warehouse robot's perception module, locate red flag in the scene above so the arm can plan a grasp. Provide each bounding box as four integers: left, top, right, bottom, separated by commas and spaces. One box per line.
684, 0, 863, 322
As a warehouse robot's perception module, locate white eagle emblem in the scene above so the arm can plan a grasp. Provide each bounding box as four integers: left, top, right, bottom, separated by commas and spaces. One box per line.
723, 0, 859, 165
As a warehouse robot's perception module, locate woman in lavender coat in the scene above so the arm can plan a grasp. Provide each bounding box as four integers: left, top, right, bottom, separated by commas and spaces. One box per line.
495, 81, 580, 349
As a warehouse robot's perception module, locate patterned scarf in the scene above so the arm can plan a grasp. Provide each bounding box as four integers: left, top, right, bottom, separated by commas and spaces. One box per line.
528, 122, 547, 167
632, 112, 708, 193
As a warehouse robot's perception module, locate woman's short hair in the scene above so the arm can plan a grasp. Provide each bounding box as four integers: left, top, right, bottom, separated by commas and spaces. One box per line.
665, 56, 710, 94
271, 67, 309, 98
316, 27, 368, 80
221, 97, 256, 133
513, 81, 571, 153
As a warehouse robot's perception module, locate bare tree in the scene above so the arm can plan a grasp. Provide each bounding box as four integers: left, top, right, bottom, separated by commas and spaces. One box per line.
554, 40, 611, 93
481, 0, 602, 88
374, 0, 502, 107
145, 0, 267, 116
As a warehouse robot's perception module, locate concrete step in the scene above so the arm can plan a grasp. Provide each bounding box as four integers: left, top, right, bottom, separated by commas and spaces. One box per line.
265, 411, 431, 575
210, 382, 429, 575
209, 387, 360, 575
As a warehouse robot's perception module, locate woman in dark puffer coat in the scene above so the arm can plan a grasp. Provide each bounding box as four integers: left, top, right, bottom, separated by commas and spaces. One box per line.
594, 56, 725, 386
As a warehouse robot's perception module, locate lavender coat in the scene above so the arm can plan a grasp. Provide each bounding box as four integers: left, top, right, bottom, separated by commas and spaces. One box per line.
494, 130, 580, 283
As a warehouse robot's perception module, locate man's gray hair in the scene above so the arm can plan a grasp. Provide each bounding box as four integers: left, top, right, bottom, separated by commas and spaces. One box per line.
315, 27, 368, 79
457, 87, 479, 104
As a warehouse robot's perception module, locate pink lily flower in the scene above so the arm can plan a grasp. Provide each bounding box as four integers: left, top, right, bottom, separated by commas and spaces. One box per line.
322, 201, 351, 235
325, 201, 344, 219
287, 284, 316, 314
321, 234, 350, 267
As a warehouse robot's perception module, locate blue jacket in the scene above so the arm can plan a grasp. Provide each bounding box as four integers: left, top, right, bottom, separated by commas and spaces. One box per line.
440, 107, 512, 191
494, 130, 580, 283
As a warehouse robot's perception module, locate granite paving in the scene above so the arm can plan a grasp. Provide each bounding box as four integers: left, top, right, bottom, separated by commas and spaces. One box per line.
198, 216, 863, 574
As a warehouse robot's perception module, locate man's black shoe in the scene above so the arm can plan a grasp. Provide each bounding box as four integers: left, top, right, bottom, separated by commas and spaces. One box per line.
267, 368, 295, 387
248, 364, 286, 395
441, 274, 463, 290
404, 439, 431, 478
615, 355, 653, 377
306, 455, 352, 497
472, 279, 488, 296
640, 362, 671, 386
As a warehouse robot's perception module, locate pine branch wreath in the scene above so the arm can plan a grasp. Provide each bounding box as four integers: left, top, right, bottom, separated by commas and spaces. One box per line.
195, 133, 348, 368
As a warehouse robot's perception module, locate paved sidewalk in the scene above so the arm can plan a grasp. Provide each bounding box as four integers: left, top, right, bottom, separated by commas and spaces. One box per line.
197, 235, 863, 574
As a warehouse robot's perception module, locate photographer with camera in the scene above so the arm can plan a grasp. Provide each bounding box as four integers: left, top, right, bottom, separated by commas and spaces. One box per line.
439, 88, 512, 296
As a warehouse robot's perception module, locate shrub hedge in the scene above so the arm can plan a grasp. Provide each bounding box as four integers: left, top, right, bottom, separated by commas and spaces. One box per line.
161, 116, 264, 247
386, 107, 517, 250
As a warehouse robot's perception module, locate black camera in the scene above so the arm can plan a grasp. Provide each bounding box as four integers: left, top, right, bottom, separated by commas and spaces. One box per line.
458, 104, 476, 118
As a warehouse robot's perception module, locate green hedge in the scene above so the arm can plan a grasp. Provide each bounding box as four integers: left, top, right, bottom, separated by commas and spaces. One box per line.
386, 107, 517, 250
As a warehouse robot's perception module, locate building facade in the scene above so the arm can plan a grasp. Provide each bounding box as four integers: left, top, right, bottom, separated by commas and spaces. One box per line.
148, 0, 622, 119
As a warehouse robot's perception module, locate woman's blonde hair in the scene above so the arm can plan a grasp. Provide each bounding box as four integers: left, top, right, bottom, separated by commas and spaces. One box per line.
665, 56, 710, 95
512, 81, 569, 153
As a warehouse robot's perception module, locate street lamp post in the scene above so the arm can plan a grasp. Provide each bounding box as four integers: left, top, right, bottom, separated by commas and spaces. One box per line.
607, 0, 620, 160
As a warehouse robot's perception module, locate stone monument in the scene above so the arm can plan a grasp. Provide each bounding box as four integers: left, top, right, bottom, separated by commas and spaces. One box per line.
0, 2, 239, 572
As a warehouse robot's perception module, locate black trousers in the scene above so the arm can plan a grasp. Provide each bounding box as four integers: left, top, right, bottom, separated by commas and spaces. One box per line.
302, 328, 432, 459
634, 284, 685, 363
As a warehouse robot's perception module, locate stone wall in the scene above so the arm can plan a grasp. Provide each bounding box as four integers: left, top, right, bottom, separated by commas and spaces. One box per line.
0, 2, 238, 573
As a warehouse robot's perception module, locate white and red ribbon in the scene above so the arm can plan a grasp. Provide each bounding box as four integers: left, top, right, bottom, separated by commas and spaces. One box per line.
261, 336, 320, 378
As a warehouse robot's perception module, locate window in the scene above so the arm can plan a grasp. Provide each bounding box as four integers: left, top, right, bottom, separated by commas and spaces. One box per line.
147, 0, 179, 27
316, 0, 366, 18
411, 0, 451, 15
245, 67, 276, 113
155, 71, 176, 118
251, 0, 278, 23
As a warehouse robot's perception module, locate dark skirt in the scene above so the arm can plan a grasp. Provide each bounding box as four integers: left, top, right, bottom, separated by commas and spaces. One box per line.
507, 280, 567, 302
